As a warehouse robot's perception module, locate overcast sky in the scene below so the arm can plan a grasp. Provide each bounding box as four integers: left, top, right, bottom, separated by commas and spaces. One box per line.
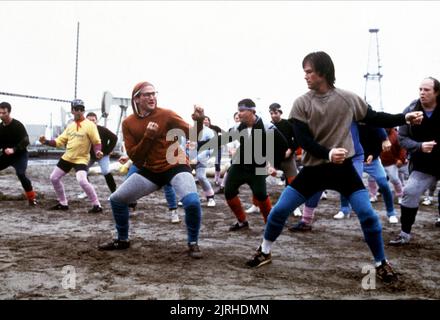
1, 1, 439, 132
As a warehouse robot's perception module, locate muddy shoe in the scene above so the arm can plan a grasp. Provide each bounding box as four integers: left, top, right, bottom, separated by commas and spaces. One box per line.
170, 209, 180, 224
246, 246, 272, 268
188, 242, 202, 259
49, 203, 69, 211
88, 205, 103, 213
98, 239, 130, 251
288, 221, 312, 232
229, 221, 249, 231
389, 234, 410, 246
376, 260, 398, 283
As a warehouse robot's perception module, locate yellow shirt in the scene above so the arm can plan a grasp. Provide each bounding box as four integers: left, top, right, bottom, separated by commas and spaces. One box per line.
55, 119, 101, 165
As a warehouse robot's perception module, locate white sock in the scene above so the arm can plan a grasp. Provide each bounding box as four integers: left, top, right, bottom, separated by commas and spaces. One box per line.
261, 239, 273, 254
375, 260, 383, 267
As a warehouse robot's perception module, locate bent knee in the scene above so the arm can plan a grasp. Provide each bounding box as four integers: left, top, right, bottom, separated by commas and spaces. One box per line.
181, 192, 200, 208
358, 212, 382, 231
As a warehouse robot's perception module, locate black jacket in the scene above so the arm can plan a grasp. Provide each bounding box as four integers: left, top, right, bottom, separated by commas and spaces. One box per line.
90, 125, 117, 160
399, 99, 440, 178
224, 116, 288, 169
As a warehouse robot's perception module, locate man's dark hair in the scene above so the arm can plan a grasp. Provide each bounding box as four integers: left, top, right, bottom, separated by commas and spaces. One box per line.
302, 51, 336, 88
86, 112, 98, 118
0, 102, 11, 113
238, 98, 256, 109
269, 103, 282, 114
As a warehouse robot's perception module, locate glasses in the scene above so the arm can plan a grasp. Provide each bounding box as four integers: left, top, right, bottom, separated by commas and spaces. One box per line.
139, 91, 158, 98
72, 106, 85, 112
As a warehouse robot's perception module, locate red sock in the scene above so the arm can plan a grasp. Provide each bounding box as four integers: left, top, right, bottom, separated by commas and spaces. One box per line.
226, 196, 247, 222
256, 196, 272, 223
25, 190, 36, 200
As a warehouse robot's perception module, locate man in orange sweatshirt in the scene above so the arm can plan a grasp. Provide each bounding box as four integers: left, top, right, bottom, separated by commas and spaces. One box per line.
98, 81, 205, 258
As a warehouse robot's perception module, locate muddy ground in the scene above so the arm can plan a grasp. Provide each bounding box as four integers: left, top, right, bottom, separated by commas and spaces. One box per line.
0, 161, 439, 300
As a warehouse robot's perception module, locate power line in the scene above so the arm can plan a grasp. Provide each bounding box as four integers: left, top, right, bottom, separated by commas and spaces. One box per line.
0, 91, 71, 104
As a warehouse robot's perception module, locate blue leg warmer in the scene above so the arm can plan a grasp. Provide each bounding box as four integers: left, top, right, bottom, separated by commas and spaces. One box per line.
349, 189, 385, 263
110, 198, 130, 241
182, 192, 202, 244
264, 186, 306, 241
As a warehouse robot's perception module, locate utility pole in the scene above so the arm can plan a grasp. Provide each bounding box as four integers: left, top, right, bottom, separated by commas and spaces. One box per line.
364, 28, 383, 111
74, 22, 80, 100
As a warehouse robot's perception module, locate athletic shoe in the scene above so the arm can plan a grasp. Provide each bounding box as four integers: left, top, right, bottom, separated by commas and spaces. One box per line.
28, 199, 38, 206
77, 192, 87, 199
293, 207, 302, 217
246, 246, 272, 268
435, 218, 440, 227
389, 234, 410, 246
369, 195, 378, 203
98, 239, 130, 251
207, 198, 216, 207
320, 191, 328, 200
178, 201, 183, 207
170, 209, 180, 224
422, 196, 433, 206
333, 211, 350, 219
188, 242, 202, 259
376, 260, 398, 283
88, 205, 103, 213
49, 203, 69, 211
388, 215, 399, 224
229, 221, 249, 231
288, 221, 312, 232
245, 204, 260, 214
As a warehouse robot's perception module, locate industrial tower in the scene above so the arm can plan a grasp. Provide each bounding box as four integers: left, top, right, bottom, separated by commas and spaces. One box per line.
364, 28, 383, 111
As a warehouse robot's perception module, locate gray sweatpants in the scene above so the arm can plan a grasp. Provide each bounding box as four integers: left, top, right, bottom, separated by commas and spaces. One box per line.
401, 170, 437, 208
110, 171, 197, 204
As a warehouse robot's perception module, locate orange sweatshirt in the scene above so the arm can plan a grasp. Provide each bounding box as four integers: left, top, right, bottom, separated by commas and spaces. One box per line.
122, 106, 202, 173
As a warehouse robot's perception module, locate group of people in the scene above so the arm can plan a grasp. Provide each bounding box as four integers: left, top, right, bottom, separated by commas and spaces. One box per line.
1, 51, 439, 285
